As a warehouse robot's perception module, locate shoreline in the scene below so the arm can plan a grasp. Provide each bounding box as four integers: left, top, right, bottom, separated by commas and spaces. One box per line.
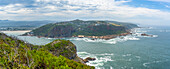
0, 30, 31, 33
73, 32, 132, 40
23, 31, 133, 40
0, 30, 31, 36
20, 28, 153, 40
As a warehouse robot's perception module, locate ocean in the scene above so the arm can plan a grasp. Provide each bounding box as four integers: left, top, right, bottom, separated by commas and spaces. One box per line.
2, 25, 170, 69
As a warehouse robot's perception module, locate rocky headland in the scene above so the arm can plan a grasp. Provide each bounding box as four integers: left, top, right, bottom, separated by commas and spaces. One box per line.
22, 20, 138, 40
0, 33, 94, 69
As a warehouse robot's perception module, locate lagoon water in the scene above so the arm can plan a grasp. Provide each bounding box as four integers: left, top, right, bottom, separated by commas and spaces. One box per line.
2, 26, 170, 69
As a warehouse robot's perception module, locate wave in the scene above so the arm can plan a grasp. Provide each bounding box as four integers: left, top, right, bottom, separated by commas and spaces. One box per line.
78, 52, 145, 69
96, 53, 114, 56
68, 35, 140, 44
143, 60, 162, 68
131, 28, 158, 38
77, 52, 114, 67
152, 35, 158, 37
143, 62, 150, 67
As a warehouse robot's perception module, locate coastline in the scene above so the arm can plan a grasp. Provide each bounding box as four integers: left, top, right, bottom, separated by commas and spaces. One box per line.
23, 32, 132, 40
72, 32, 132, 40
19, 27, 156, 41
22, 29, 137, 40
0, 30, 31, 35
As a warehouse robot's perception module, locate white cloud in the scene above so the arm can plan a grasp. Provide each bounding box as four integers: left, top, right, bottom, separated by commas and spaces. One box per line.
0, 0, 170, 25
35, 0, 170, 19
165, 5, 170, 8
0, 4, 34, 14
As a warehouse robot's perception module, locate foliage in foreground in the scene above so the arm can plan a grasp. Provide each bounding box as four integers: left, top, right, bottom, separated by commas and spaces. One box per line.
0, 33, 94, 69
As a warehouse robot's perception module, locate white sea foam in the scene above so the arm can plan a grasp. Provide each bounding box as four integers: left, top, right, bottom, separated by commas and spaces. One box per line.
152, 35, 158, 37
153, 61, 161, 63
96, 53, 114, 56
47, 38, 52, 39
143, 60, 161, 67
68, 35, 140, 44
143, 62, 150, 67
77, 52, 114, 67
110, 66, 113, 69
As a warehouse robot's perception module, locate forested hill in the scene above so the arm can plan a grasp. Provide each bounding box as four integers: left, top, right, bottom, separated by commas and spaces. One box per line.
23, 19, 138, 38
0, 33, 94, 69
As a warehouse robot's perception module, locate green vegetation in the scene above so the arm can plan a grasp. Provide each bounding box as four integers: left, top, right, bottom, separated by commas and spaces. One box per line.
23, 19, 138, 38
44, 40, 77, 59
0, 33, 94, 69
73, 24, 126, 36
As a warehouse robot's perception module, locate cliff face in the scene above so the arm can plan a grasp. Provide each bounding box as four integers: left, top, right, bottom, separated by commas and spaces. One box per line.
0, 33, 94, 69
23, 20, 138, 38
46, 40, 77, 59
44, 40, 85, 63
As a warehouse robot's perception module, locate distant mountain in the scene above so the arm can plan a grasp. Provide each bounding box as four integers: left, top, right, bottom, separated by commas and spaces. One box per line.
0, 20, 54, 27
0, 20, 55, 31
0, 20, 9, 21
23, 19, 138, 38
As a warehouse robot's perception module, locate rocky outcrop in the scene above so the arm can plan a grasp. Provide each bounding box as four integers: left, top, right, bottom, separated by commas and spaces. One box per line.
83, 57, 96, 63
78, 32, 131, 40
141, 33, 153, 37
44, 39, 84, 63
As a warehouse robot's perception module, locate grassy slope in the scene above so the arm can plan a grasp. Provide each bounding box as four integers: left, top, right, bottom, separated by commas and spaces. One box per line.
0, 33, 94, 69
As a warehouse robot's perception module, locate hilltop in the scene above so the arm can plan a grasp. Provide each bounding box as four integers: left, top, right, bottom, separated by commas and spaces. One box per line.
23, 19, 138, 39
0, 33, 94, 69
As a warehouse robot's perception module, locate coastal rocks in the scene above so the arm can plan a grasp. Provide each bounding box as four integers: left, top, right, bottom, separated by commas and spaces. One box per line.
83, 57, 96, 63
45, 40, 77, 60
78, 32, 132, 40
141, 33, 153, 37
44, 39, 86, 63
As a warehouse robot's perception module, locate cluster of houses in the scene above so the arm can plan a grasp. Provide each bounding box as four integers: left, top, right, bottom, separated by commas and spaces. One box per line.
76, 32, 131, 40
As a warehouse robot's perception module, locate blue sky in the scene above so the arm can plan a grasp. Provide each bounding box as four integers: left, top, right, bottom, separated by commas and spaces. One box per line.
0, 0, 170, 26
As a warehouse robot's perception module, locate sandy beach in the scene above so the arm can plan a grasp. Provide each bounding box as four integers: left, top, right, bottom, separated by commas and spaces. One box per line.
0, 30, 31, 35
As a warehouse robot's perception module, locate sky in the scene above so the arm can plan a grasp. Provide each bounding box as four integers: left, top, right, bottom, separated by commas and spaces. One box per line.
0, 0, 170, 26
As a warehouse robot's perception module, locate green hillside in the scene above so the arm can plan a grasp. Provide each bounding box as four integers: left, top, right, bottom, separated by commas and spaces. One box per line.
23, 19, 138, 38
0, 33, 94, 69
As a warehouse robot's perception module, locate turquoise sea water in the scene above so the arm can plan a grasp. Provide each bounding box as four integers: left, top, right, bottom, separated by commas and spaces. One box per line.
3, 26, 170, 69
